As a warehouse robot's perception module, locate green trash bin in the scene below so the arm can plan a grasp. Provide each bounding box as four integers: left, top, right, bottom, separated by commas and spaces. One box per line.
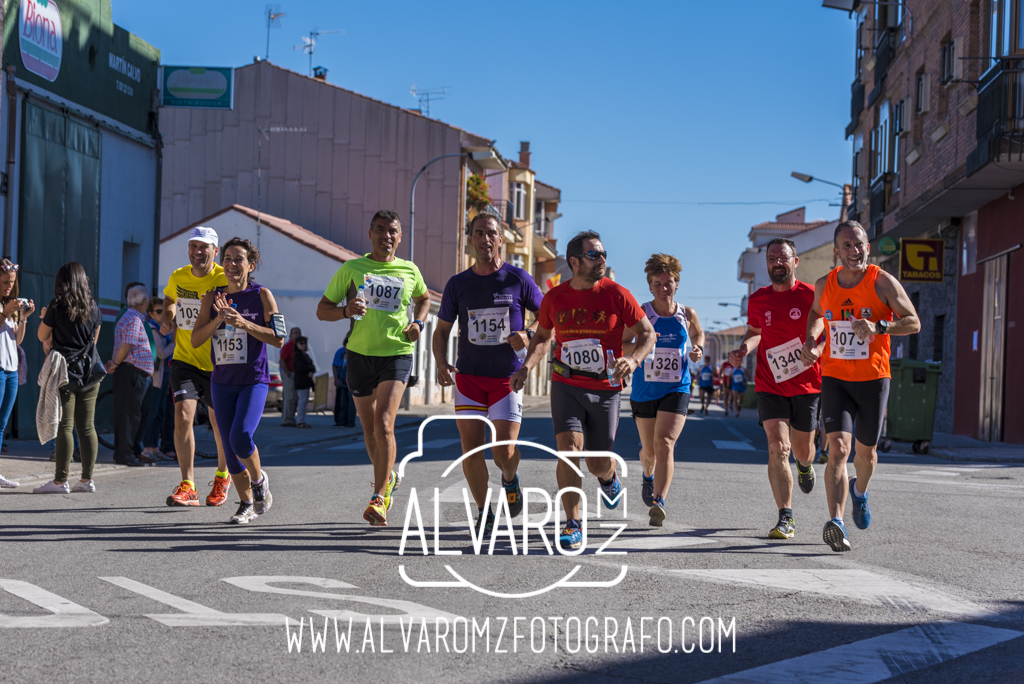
881, 359, 942, 454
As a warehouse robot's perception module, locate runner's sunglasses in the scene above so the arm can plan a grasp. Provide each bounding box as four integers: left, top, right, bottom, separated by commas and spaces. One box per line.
580, 250, 607, 261
0, 263, 18, 273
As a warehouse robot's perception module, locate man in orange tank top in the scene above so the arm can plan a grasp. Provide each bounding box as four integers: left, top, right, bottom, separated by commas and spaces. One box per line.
800, 221, 920, 552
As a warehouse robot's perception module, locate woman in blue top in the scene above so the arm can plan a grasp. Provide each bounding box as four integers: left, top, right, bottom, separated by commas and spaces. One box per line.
623, 254, 704, 526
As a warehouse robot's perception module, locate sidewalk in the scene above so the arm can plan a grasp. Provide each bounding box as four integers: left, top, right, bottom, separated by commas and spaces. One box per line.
882, 431, 1024, 463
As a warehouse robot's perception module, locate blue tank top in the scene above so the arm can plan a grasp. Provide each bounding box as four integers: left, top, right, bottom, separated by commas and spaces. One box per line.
209, 282, 270, 385
630, 301, 692, 402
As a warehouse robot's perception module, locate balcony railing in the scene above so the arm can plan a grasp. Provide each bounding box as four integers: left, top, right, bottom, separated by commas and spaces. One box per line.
851, 80, 865, 122
968, 62, 1024, 176
874, 28, 895, 81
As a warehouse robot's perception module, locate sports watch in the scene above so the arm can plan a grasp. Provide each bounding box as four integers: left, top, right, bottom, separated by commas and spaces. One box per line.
876, 319, 889, 335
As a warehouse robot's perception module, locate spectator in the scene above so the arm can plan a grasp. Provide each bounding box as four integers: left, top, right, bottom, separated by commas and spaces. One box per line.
332, 333, 355, 428
293, 336, 315, 429
135, 296, 174, 462
34, 262, 103, 493
105, 284, 155, 467
0, 259, 35, 487
279, 326, 301, 426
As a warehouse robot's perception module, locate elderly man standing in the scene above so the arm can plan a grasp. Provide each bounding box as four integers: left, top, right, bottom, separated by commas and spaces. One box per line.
107, 284, 155, 467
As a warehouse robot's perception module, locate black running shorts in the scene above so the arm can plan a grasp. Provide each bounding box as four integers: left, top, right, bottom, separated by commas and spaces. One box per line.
631, 392, 691, 420
821, 377, 890, 447
550, 381, 620, 451
169, 360, 213, 407
346, 349, 413, 398
756, 392, 821, 433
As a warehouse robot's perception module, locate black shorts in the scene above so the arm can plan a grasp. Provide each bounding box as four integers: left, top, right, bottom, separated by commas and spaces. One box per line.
757, 392, 821, 433
699, 386, 714, 396
346, 350, 413, 398
821, 377, 890, 447
169, 360, 213, 407
631, 392, 691, 419
550, 381, 620, 452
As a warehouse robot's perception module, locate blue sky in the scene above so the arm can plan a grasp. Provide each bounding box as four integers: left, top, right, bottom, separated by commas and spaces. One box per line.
113, 1, 855, 331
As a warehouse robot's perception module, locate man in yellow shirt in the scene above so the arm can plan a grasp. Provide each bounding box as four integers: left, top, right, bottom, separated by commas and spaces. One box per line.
161, 226, 230, 506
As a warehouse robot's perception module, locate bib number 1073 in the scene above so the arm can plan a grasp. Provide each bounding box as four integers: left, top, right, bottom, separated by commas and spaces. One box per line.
829, 321, 869, 360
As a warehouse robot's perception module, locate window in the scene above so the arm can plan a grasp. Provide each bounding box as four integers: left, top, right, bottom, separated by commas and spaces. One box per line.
893, 101, 906, 191
962, 211, 978, 275
933, 315, 946, 362
510, 253, 525, 269
915, 72, 930, 114
852, 132, 864, 202
988, 0, 1024, 66
870, 101, 891, 183
991, 0, 1001, 66
941, 40, 957, 83
512, 183, 527, 221
909, 292, 920, 359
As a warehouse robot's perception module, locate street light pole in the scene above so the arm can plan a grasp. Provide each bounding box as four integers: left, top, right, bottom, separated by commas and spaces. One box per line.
408, 153, 466, 262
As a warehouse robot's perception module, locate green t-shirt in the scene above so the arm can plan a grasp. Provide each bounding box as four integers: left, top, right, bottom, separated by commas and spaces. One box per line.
324, 255, 428, 357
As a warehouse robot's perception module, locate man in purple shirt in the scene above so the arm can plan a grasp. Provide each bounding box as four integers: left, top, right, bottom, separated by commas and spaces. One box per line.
432, 213, 544, 535
107, 284, 156, 467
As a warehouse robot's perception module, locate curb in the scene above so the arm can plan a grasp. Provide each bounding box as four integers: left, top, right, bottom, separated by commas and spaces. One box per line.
930, 448, 1024, 464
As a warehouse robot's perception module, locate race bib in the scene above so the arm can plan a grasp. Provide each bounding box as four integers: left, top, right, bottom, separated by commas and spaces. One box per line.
175, 298, 202, 331
363, 274, 405, 313
561, 338, 604, 374
467, 307, 510, 346
765, 337, 812, 383
644, 348, 683, 383
829, 321, 870, 360
212, 329, 247, 365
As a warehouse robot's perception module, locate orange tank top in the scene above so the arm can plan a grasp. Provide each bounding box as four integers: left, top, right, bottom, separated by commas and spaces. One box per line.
820, 264, 893, 381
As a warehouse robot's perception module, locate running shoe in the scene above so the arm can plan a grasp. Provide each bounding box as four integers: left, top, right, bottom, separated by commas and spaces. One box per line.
470, 508, 496, 539
229, 502, 258, 524
206, 473, 231, 507
648, 497, 666, 527
816, 449, 828, 465
503, 474, 523, 518
559, 519, 583, 549
382, 470, 400, 512
167, 481, 200, 506
33, 480, 70, 494
768, 516, 795, 539
641, 474, 655, 508
600, 472, 622, 509
363, 494, 388, 526
71, 480, 96, 493
797, 462, 815, 494
848, 477, 871, 529
823, 517, 851, 552
0, 473, 20, 488
252, 470, 272, 515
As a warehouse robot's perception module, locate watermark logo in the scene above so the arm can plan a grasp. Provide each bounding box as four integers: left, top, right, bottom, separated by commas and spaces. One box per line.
396, 416, 629, 598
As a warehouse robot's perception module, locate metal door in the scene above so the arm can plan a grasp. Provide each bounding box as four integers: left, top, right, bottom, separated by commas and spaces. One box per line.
978, 254, 1008, 441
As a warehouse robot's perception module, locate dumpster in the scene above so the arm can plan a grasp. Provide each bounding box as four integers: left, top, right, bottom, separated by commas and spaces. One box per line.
879, 359, 942, 454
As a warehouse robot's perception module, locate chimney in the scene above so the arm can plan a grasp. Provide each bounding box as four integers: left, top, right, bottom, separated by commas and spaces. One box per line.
519, 141, 531, 168
313, 66, 328, 82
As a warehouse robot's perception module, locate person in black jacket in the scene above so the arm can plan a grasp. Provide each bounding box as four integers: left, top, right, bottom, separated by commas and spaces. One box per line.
292, 336, 315, 428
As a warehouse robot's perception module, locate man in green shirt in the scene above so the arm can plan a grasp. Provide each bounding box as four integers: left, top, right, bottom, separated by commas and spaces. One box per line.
317, 209, 431, 526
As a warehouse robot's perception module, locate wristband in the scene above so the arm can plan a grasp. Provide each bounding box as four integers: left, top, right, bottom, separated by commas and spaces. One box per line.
413, 319, 424, 332
526, 329, 535, 340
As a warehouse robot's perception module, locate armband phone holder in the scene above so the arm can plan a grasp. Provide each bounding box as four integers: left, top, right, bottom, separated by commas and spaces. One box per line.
270, 313, 287, 338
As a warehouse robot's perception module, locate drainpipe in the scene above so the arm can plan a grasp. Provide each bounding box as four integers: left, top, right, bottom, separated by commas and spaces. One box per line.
3, 66, 18, 259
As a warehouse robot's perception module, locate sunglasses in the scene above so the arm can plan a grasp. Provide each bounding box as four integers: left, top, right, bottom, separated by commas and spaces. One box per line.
153, 309, 164, 314
580, 250, 607, 261
0, 263, 18, 273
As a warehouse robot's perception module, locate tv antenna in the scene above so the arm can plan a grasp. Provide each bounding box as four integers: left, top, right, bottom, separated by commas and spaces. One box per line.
264, 5, 286, 61
410, 85, 449, 118
294, 28, 344, 76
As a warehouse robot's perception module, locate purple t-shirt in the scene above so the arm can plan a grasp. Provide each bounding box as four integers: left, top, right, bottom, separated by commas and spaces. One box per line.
208, 282, 270, 385
438, 263, 544, 378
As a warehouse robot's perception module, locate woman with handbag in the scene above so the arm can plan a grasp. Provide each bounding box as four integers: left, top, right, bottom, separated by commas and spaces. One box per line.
34, 262, 103, 494
0, 259, 35, 488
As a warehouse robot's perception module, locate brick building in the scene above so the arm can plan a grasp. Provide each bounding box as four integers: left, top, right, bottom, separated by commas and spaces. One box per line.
835, 0, 1024, 442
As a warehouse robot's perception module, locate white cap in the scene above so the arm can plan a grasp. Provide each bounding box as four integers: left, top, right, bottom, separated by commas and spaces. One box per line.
188, 226, 219, 246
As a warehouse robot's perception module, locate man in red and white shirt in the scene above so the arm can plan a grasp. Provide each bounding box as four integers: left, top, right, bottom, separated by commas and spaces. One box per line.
730, 238, 825, 541
107, 284, 156, 468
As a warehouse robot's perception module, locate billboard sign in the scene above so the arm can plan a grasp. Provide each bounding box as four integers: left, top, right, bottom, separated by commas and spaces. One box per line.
900, 238, 944, 283
160, 66, 234, 109
20, 0, 63, 82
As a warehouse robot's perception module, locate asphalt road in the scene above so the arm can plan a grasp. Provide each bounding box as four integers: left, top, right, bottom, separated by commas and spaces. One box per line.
1, 398, 1022, 684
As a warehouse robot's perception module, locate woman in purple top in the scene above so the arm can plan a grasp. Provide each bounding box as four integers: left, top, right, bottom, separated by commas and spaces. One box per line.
192, 238, 284, 524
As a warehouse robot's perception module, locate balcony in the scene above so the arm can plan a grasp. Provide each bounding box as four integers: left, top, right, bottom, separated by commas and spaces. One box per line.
874, 28, 895, 82
850, 80, 865, 126
532, 232, 557, 260
967, 63, 1024, 179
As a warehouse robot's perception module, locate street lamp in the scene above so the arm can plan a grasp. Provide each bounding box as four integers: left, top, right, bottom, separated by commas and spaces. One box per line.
409, 149, 504, 262
791, 171, 846, 189
719, 302, 740, 308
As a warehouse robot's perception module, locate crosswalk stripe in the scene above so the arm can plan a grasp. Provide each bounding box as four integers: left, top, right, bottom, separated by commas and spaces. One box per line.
713, 440, 756, 451
698, 621, 1021, 684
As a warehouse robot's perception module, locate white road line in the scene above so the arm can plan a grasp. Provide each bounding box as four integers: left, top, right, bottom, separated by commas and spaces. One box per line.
904, 470, 960, 476
722, 423, 752, 442
288, 447, 305, 453
606, 532, 716, 551
421, 438, 463, 449
713, 440, 756, 451
878, 475, 1024, 490
0, 580, 109, 627
100, 577, 289, 627
699, 621, 1022, 684
328, 442, 367, 451
667, 569, 987, 617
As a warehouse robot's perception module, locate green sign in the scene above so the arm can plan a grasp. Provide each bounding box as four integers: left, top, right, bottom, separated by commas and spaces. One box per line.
160, 66, 233, 109
878, 236, 898, 255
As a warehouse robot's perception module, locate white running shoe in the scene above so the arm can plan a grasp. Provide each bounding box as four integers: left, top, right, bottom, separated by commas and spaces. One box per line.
33, 480, 70, 494
71, 480, 96, 493
252, 470, 272, 515
0, 473, 20, 488
229, 502, 258, 524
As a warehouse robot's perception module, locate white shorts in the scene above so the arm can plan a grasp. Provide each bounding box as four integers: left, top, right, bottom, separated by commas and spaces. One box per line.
454, 374, 524, 423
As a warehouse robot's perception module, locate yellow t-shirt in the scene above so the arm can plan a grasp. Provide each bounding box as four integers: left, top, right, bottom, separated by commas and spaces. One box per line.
163, 264, 228, 371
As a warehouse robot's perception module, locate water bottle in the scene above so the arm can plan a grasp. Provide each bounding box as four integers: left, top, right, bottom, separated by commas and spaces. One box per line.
225, 303, 238, 337
352, 285, 366, 321
606, 349, 620, 388
515, 345, 527, 363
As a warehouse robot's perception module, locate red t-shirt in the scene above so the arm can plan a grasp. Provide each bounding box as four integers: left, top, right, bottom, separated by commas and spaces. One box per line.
280, 340, 295, 372
720, 362, 734, 387
746, 281, 823, 397
538, 278, 645, 391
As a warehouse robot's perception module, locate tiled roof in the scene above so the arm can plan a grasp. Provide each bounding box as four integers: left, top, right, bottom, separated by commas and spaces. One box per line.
749, 220, 830, 232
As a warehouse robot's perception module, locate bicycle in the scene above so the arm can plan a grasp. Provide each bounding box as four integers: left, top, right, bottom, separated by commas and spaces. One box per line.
95, 388, 217, 459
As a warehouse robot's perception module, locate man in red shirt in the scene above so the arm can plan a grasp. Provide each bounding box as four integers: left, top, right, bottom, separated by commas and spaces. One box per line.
279, 326, 301, 426
720, 357, 735, 413
512, 231, 655, 550
730, 238, 825, 540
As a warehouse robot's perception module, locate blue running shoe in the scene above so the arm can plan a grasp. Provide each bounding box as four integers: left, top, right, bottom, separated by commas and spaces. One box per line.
823, 517, 851, 552
641, 474, 655, 508
648, 497, 666, 527
469, 508, 495, 539
502, 474, 523, 518
559, 519, 583, 549
600, 472, 622, 509
848, 477, 871, 529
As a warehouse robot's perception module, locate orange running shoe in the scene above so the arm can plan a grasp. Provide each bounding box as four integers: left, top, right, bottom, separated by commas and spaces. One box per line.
363, 495, 388, 526
206, 474, 231, 506
166, 481, 199, 507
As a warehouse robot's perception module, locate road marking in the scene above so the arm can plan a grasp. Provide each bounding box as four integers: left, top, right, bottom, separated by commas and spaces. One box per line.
100, 577, 289, 627
0, 580, 109, 628
713, 440, 756, 451
421, 438, 462, 450
668, 569, 986, 616
289, 447, 305, 453
329, 442, 367, 451
722, 423, 752, 442
606, 531, 716, 551
878, 475, 1024, 490
699, 621, 1022, 684
905, 470, 960, 476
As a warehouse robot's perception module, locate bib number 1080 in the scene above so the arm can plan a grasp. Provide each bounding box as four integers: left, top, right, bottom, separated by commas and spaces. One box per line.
567, 348, 601, 367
